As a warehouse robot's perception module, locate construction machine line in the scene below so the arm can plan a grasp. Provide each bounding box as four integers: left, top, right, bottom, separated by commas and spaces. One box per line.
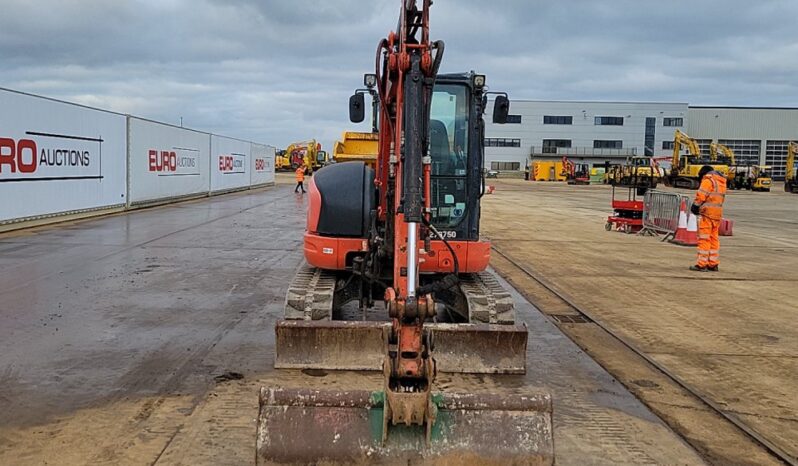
257, 1, 553, 464
607, 155, 662, 193
713, 142, 772, 192
786, 141, 798, 193
666, 130, 729, 189
277, 140, 326, 172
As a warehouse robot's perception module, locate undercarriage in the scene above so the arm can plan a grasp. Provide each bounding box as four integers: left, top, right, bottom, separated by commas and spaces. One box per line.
284, 265, 515, 325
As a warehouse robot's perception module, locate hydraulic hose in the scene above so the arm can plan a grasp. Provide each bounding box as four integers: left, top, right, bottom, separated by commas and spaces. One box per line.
417, 216, 460, 296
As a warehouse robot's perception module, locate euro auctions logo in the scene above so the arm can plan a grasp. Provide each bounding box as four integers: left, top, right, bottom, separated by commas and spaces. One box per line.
148, 148, 200, 176
0, 132, 101, 182
219, 153, 246, 174
255, 158, 268, 171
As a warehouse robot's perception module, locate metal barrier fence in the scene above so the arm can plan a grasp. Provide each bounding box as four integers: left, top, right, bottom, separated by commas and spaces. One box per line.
640, 190, 686, 239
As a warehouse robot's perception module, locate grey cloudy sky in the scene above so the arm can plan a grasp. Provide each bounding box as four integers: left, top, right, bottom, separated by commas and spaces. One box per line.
1, 0, 796, 150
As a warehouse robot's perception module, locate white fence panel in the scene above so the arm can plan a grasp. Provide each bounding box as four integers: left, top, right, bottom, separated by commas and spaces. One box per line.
0, 89, 127, 223
128, 118, 211, 204
211, 135, 251, 193
250, 143, 275, 186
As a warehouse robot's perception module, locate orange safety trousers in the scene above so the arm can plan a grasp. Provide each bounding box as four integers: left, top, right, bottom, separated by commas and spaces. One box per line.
696, 216, 720, 267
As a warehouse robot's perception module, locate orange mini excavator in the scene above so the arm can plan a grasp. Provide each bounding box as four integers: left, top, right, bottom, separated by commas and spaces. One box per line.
256, 1, 554, 463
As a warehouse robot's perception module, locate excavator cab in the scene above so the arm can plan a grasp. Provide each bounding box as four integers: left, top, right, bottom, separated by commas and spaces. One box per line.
427, 75, 486, 241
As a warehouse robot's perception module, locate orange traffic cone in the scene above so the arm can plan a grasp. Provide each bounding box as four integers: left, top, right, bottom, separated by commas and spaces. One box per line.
670, 199, 689, 243
671, 200, 698, 246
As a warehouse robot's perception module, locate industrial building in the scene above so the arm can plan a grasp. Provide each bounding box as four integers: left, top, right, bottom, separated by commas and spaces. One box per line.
485, 101, 798, 179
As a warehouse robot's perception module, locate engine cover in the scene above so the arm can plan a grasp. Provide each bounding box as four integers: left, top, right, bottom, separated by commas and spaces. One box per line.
308, 162, 375, 238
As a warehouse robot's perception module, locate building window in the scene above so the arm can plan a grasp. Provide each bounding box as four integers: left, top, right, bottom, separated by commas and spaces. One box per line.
765, 140, 790, 180
490, 161, 521, 171
645, 117, 656, 156
543, 115, 572, 125
505, 114, 522, 124
542, 139, 572, 154
662, 141, 675, 150
594, 116, 624, 126
485, 138, 521, 148
663, 117, 684, 127
718, 139, 761, 166
593, 140, 623, 149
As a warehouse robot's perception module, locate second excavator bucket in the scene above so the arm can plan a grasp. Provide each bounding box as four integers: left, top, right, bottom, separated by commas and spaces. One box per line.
257, 387, 554, 465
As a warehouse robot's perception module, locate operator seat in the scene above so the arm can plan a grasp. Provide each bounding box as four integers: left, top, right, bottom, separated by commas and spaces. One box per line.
429, 119, 453, 175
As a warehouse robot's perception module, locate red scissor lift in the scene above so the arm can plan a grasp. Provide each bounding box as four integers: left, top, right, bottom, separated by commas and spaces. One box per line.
605, 184, 644, 234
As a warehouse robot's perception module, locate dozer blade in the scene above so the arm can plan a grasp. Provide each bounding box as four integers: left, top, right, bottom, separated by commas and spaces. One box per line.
257, 387, 554, 465
275, 320, 528, 374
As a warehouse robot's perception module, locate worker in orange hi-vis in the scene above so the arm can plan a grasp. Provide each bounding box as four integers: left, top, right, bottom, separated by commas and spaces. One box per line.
690, 165, 727, 272
294, 165, 306, 194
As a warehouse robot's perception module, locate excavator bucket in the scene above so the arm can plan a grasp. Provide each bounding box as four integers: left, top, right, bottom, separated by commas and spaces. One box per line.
275, 320, 529, 374
256, 387, 554, 465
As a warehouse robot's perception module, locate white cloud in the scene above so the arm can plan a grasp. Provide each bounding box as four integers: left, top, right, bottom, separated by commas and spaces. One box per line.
1, 0, 796, 151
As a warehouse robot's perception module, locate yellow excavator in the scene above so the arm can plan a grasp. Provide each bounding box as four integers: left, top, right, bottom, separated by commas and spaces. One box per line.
786, 141, 798, 193
666, 130, 728, 189
280, 140, 325, 173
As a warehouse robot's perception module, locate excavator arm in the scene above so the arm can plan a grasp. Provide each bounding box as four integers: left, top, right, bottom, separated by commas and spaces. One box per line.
710, 142, 736, 166
672, 129, 701, 171
561, 156, 574, 177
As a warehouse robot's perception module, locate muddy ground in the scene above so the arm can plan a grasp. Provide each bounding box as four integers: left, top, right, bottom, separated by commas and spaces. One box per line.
0, 174, 791, 465
482, 179, 797, 464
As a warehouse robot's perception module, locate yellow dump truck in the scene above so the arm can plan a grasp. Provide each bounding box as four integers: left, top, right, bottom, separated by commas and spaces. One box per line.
332, 131, 379, 168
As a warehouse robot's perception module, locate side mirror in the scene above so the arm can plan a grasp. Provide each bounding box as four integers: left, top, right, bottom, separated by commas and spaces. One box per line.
492, 95, 510, 124
349, 93, 365, 123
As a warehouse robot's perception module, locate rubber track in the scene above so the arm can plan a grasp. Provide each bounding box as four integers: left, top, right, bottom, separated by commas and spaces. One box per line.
284, 266, 336, 320
459, 271, 515, 324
